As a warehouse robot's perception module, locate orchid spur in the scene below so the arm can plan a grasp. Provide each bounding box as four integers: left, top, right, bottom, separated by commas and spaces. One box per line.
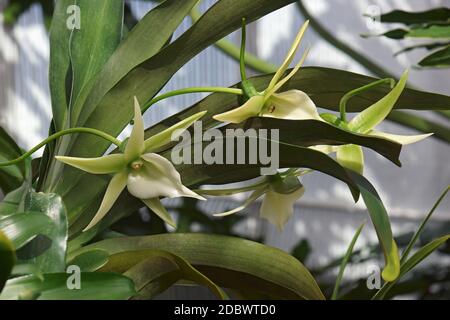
213, 20, 322, 124
56, 98, 205, 231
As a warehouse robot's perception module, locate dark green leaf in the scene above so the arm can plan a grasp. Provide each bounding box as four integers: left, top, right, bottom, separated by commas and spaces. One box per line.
362, 29, 408, 39
242, 117, 402, 166
0, 127, 25, 194
0, 213, 52, 249
21, 192, 68, 273
67, 249, 109, 272
0, 184, 28, 217
48, 0, 75, 131
68, 0, 124, 113
348, 171, 400, 282
419, 44, 450, 67
394, 41, 450, 56
378, 8, 450, 25
71, 0, 200, 127
99, 249, 228, 300
0, 273, 136, 300
70, 233, 325, 300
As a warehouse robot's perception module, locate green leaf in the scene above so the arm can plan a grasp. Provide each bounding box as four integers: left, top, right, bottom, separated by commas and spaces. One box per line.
0, 127, 25, 194
401, 186, 449, 264
374, 235, 450, 299
408, 25, 450, 39
99, 249, 228, 300
378, 7, 450, 25
0, 182, 68, 273
0, 213, 53, 250
68, 0, 124, 115
394, 41, 450, 56
71, 233, 325, 300
244, 117, 401, 166
48, 0, 74, 131
0, 184, 28, 217
347, 171, 400, 282
419, 44, 450, 67
0, 273, 136, 300
331, 222, 364, 300
400, 235, 450, 276
67, 249, 109, 272
0, 230, 15, 292
21, 192, 68, 273
72, 0, 200, 128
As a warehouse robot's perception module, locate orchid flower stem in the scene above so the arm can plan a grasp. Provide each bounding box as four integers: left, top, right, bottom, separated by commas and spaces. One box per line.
339, 78, 395, 122
142, 87, 244, 113
240, 17, 248, 81
0, 128, 121, 167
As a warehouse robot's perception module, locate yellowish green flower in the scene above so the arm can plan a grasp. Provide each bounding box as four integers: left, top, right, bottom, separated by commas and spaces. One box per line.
213, 21, 322, 124
56, 97, 205, 230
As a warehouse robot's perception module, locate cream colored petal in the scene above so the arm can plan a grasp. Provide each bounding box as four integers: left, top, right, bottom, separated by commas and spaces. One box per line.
127, 153, 205, 201
142, 198, 176, 228
368, 130, 433, 145
265, 47, 310, 98
144, 111, 207, 152
55, 154, 126, 174
213, 187, 267, 217
336, 144, 364, 175
124, 97, 145, 161
262, 90, 322, 121
213, 95, 264, 124
260, 187, 305, 231
267, 21, 309, 91
84, 170, 128, 231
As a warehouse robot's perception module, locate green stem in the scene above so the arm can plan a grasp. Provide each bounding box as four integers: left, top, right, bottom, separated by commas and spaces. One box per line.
0, 128, 121, 167
331, 222, 365, 300
240, 17, 248, 81
339, 78, 395, 121
189, 6, 277, 74
142, 87, 243, 113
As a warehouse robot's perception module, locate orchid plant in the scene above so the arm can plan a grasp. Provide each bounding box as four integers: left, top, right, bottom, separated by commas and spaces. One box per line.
0, 0, 449, 301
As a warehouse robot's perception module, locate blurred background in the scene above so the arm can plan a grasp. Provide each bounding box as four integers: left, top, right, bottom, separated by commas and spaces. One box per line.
0, 0, 449, 299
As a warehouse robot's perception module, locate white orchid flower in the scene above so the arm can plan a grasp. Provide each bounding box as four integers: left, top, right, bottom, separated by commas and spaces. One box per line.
213, 20, 323, 124
200, 172, 305, 231
317, 70, 432, 174
56, 97, 205, 230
